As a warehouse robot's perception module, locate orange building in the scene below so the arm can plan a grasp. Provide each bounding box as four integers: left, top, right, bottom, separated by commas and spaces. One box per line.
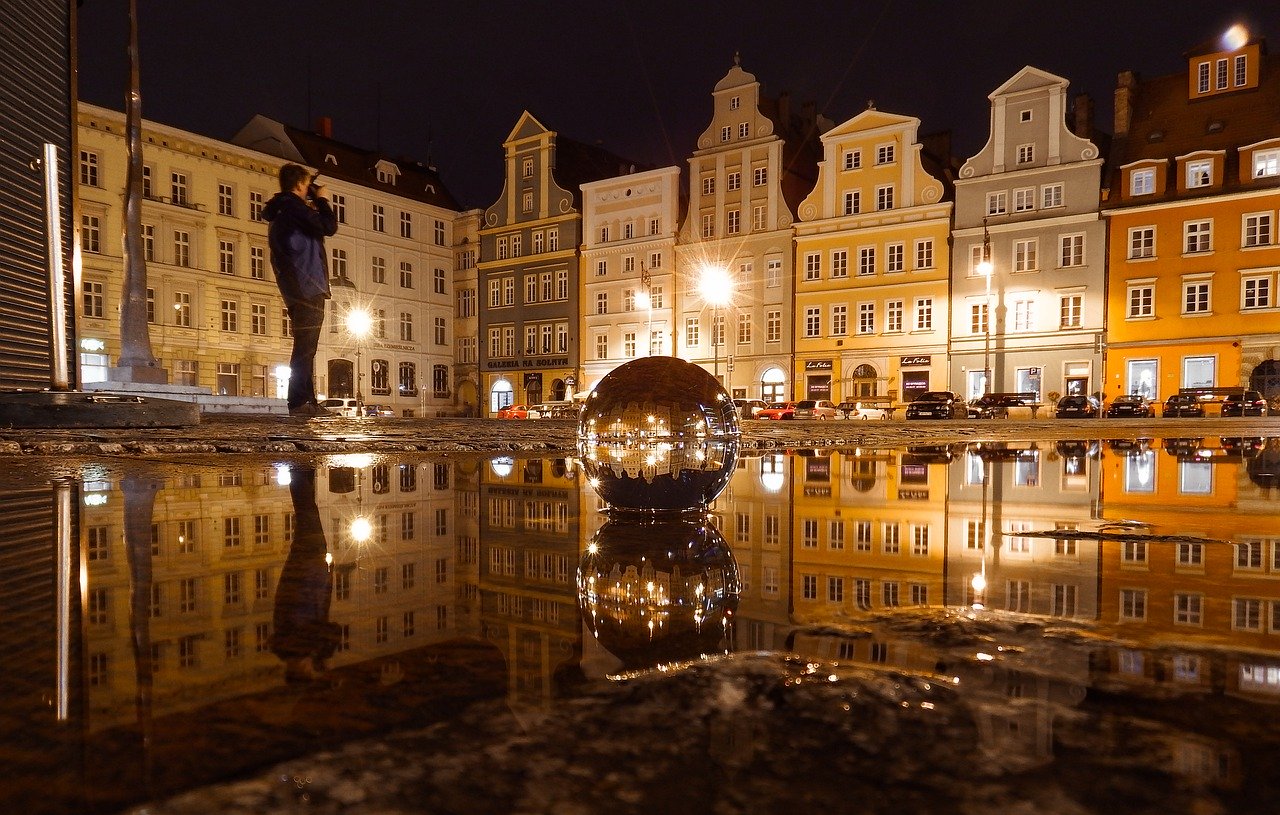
1102, 36, 1280, 404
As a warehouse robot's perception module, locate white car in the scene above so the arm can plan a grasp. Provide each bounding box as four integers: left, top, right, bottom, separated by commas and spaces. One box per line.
837, 401, 890, 420
319, 397, 361, 417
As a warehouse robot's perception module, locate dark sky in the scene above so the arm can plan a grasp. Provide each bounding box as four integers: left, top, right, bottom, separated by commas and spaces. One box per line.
77, 1, 1280, 209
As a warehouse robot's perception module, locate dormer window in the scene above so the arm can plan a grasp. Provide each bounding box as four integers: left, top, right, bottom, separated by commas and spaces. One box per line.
374, 159, 400, 185
1198, 62, 1210, 94
730, 96, 740, 110
1216, 58, 1229, 90
324, 153, 338, 165
1130, 168, 1155, 196
1255, 149, 1280, 179
1235, 54, 1247, 86
1186, 159, 1212, 188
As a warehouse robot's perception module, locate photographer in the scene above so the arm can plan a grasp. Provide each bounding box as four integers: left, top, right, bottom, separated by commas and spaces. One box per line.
263, 163, 339, 416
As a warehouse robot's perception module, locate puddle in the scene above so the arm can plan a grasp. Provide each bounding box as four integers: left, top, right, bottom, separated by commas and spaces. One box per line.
2, 437, 1279, 813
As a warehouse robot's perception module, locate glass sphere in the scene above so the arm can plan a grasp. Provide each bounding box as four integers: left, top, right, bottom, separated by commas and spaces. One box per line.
577, 357, 739, 513
577, 515, 739, 671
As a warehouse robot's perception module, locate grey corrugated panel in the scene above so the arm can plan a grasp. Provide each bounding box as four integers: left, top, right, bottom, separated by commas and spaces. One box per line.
0, 0, 74, 388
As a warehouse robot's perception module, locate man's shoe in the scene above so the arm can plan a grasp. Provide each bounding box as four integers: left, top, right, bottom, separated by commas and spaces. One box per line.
288, 402, 334, 417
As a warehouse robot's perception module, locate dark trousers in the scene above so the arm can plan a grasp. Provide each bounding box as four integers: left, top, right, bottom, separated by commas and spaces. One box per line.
286, 296, 326, 409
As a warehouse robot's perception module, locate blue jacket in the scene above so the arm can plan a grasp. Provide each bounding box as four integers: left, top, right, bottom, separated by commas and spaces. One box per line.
263, 192, 338, 303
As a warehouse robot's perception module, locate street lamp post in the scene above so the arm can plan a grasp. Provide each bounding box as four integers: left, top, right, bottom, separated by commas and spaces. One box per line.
698, 264, 733, 386
977, 218, 993, 398
345, 308, 372, 407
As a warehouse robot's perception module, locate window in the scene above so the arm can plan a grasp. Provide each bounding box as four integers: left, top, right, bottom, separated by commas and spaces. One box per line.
547, 229, 558, 251
804, 252, 820, 281
1183, 280, 1210, 314
726, 171, 740, 191
914, 297, 933, 331
857, 303, 875, 334
1197, 61, 1211, 94
843, 150, 861, 170
372, 204, 384, 231
399, 261, 413, 289
433, 316, 447, 346
1175, 593, 1203, 625
141, 224, 153, 260
170, 171, 188, 205
701, 176, 715, 196
399, 362, 416, 395
1129, 227, 1155, 259
1130, 168, 1155, 196
1013, 187, 1035, 212
522, 192, 533, 213
400, 312, 414, 341
79, 150, 99, 186
250, 246, 265, 279
1012, 299, 1035, 331
842, 190, 860, 215
220, 300, 238, 332
914, 239, 933, 269
434, 219, 446, 245
1041, 183, 1063, 208
330, 193, 345, 223
831, 304, 847, 335
1013, 238, 1038, 272
1186, 159, 1212, 188
433, 266, 447, 295
174, 291, 191, 327
595, 292, 607, 314
729, 95, 740, 110
1016, 144, 1034, 164
1059, 234, 1084, 267
1255, 149, 1280, 179
218, 239, 235, 275
971, 303, 988, 334
831, 249, 848, 278
726, 209, 740, 235
1060, 294, 1082, 328
1120, 589, 1147, 621
173, 230, 190, 267
1242, 276, 1272, 309
251, 303, 267, 335
1235, 54, 1248, 87
739, 122, 750, 138
857, 247, 874, 276
510, 234, 521, 257
875, 185, 894, 210
766, 310, 781, 343
804, 307, 820, 338
701, 213, 714, 238
1244, 213, 1273, 247
218, 183, 234, 216
81, 280, 104, 318
81, 214, 101, 253
875, 144, 894, 165
685, 317, 699, 347
753, 167, 767, 186
886, 244, 904, 273
1127, 284, 1154, 318
1216, 58, 1228, 90
1184, 220, 1212, 253
986, 191, 1007, 216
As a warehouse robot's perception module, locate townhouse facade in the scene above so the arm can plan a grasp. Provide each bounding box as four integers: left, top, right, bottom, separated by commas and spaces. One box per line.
233, 115, 462, 415
950, 68, 1107, 403
1102, 37, 1280, 401
453, 209, 482, 413
579, 166, 683, 392
477, 112, 636, 415
676, 55, 828, 403
795, 107, 954, 404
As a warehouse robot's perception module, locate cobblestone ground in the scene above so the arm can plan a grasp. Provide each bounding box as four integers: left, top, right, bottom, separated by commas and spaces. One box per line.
1, 413, 1277, 458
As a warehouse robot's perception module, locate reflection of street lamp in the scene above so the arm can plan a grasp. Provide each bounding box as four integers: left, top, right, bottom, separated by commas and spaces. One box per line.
699, 264, 733, 384
977, 218, 993, 398
345, 308, 372, 406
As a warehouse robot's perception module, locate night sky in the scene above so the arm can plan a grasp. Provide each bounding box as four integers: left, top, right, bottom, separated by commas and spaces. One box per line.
76, 1, 1280, 209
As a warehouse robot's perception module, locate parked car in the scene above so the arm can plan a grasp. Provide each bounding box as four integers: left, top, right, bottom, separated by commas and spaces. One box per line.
528, 401, 576, 419
495, 403, 529, 420
1163, 393, 1206, 418
905, 391, 968, 420
757, 401, 797, 420
319, 397, 360, 417
837, 400, 890, 420
362, 404, 395, 417
1222, 390, 1268, 417
1105, 394, 1155, 418
793, 399, 839, 420
1055, 395, 1101, 418
733, 398, 768, 419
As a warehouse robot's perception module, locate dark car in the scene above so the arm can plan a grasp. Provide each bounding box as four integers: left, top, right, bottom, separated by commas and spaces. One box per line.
1105, 394, 1155, 418
1055, 395, 1100, 418
1163, 393, 1205, 418
905, 391, 968, 420
1222, 390, 1268, 417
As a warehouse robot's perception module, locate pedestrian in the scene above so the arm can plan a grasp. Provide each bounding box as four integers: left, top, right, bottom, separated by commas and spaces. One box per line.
264, 163, 339, 416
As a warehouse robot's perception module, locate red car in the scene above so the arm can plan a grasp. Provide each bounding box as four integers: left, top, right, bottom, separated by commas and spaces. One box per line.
756, 401, 797, 420
496, 403, 529, 420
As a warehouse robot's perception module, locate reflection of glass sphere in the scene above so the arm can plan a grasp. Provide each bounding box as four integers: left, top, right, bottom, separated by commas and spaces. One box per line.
578, 515, 739, 671
577, 357, 739, 513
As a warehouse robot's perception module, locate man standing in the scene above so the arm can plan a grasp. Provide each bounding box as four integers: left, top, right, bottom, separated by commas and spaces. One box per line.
264, 163, 339, 416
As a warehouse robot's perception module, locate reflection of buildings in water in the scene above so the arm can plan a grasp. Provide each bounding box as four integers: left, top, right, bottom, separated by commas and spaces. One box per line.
948, 443, 1102, 618
578, 516, 738, 674
579, 400, 733, 482
790, 449, 949, 624
80, 458, 461, 729
477, 457, 582, 708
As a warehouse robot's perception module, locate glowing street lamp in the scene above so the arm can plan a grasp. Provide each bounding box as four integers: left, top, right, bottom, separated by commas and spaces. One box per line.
698, 264, 733, 384
345, 307, 372, 406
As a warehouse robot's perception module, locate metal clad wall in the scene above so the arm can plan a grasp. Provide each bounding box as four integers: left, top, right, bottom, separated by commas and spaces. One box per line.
0, 1, 75, 388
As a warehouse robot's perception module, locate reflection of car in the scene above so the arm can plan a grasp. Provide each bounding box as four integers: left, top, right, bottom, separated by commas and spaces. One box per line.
1163, 437, 1204, 458
757, 401, 797, 420
837, 401, 891, 420
905, 391, 968, 420
1055, 439, 1100, 459
1108, 437, 1152, 455
1163, 393, 1205, 418
496, 403, 529, 420
1105, 394, 1155, 418
903, 444, 963, 464
1222, 390, 1268, 417
1221, 436, 1266, 458
528, 401, 576, 419
793, 399, 838, 420
362, 404, 395, 417
319, 397, 360, 417
1055, 395, 1100, 418
732, 398, 767, 419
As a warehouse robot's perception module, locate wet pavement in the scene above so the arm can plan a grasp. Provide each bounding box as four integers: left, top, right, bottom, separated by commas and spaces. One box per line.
2, 417, 1280, 814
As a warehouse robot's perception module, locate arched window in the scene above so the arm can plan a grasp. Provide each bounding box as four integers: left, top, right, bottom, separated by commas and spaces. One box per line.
490, 378, 514, 414
851, 364, 878, 398
761, 366, 787, 402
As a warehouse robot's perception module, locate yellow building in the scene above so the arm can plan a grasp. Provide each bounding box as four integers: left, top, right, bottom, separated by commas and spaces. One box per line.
794, 108, 952, 403
1103, 37, 1280, 403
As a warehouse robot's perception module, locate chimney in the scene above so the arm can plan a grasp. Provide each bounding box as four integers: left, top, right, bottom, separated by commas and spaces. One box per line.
316, 116, 333, 139
1113, 71, 1137, 137
1072, 93, 1094, 137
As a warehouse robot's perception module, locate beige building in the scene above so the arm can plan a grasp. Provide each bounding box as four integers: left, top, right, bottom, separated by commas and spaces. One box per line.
579, 166, 683, 391
453, 209, 482, 413
676, 55, 828, 402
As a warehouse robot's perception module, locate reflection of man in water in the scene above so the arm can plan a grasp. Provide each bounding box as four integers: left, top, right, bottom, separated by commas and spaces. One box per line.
270, 464, 341, 683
